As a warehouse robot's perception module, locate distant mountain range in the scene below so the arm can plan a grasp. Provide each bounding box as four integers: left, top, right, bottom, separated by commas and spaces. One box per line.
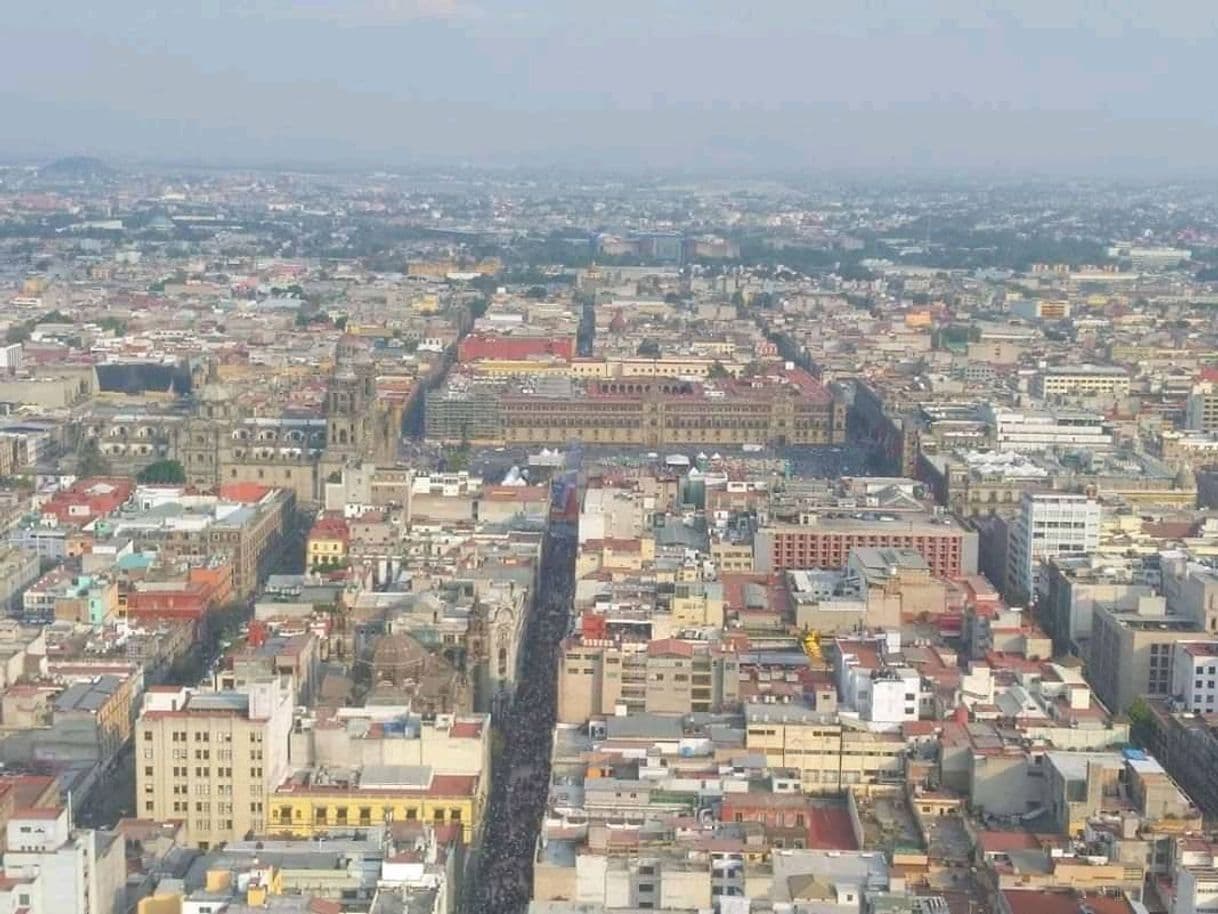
38, 155, 115, 181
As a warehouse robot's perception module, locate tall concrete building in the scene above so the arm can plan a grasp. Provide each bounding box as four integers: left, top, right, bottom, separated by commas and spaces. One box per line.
1089, 602, 1201, 714
556, 638, 741, 724
1187, 381, 1218, 433
1041, 556, 1158, 655
135, 679, 294, 849
1007, 493, 1101, 605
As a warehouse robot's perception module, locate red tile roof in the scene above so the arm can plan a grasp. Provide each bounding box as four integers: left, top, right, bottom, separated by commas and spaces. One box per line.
647, 638, 694, 658
219, 482, 273, 504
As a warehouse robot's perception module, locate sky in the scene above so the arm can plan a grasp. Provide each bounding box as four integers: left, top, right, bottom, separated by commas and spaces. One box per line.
3, 0, 1218, 173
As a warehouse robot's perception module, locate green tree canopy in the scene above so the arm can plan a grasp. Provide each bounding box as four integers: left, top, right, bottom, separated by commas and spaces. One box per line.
137, 459, 187, 485
99, 316, 127, 336
77, 438, 111, 477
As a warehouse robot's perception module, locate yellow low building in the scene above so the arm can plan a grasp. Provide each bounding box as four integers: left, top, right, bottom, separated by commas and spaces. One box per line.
574, 536, 656, 578
306, 515, 349, 569
472, 359, 571, 378
412, 293, 440, 313
268, 766, 482, 844
671, 581, 725, 628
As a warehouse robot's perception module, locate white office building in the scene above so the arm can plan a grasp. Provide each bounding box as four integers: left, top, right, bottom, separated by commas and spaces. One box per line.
2, 806, 126, 914
1171, 641, 1218, 713
985, 406, 1113, 452
1007, 492, 1101, 603
835, 632, 922, 729
0, 343, 22, 374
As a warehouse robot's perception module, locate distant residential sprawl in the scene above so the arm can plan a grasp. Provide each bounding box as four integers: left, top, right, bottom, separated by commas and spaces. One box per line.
3, 162, 1218, 914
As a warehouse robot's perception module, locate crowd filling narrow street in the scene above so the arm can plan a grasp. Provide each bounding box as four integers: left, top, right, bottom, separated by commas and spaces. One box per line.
467, 528, 576, 914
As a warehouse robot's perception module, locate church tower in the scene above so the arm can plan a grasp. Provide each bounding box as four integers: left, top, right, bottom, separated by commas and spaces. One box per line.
178, 359, 235, 488
321, 354, 401, 483
325, 358, 376, 455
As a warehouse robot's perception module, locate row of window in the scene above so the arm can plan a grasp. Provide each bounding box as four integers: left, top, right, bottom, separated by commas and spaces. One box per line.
276, 806, 463, 824
154, 730, 261, 743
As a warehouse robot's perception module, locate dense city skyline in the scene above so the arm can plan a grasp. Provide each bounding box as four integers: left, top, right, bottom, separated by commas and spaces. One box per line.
8, 8, 1218, 914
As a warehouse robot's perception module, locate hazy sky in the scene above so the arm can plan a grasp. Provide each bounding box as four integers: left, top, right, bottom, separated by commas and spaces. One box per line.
4, 0, 1218, 172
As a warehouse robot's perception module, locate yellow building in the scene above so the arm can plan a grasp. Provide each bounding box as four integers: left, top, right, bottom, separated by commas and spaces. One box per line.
412, 293, 440, 314
671, 581, 724, 628
472, 359, 572, 378
575, 536, 656, 578
137, 894, 183, 914
268, 766, 482, 844
710, 540, 754, 573
745, 705, 905, 792
136, 681, 295, 850
306, 515, 349, 569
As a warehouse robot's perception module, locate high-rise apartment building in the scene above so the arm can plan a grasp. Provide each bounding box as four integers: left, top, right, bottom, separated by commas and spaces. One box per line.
1187, 382, 1218, 433
1089, 603, 1201, 714
135, 679, 294, 849
1006, 493, 1101, 604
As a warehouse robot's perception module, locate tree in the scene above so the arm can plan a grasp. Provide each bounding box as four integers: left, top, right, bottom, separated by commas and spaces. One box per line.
77, 438, 111, 477
295, 308, 329, 328
443, 441, 472, 473
137, 459, 186, 484
637, 340, 661, 358
1127, 697, 1155, 748
99, 316, 127, 336
706, 361, 730, 379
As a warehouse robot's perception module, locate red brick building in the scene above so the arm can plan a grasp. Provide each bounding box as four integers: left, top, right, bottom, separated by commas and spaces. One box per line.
125, 580, 213, 629
755, 516, 977, 578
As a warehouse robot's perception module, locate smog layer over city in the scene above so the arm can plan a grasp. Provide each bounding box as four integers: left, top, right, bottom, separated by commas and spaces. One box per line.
1, 5, 1218, 914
